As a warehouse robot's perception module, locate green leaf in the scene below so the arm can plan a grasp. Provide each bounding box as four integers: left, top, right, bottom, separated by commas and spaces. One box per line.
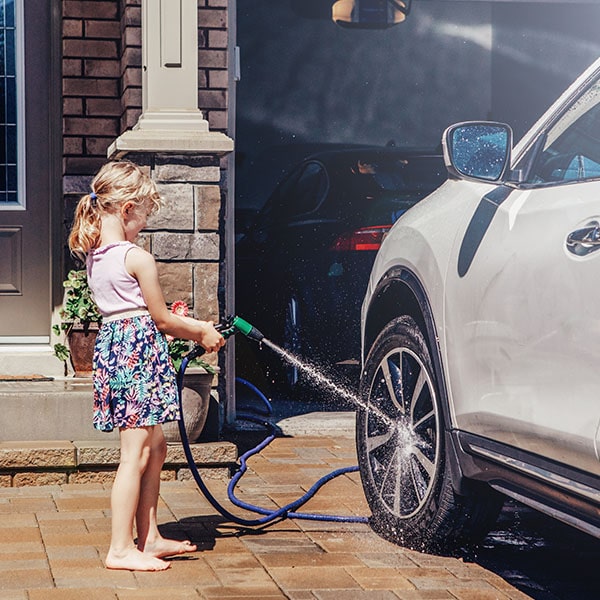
54, 343, 70, 362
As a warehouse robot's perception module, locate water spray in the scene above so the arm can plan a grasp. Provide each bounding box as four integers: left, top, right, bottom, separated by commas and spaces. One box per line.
176, 315, 368, 526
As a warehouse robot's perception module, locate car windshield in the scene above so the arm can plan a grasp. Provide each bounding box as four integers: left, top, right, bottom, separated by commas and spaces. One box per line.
331, 155, 446, 226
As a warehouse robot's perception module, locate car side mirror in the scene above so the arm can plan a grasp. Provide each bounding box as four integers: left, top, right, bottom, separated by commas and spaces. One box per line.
442, 122, 512, 183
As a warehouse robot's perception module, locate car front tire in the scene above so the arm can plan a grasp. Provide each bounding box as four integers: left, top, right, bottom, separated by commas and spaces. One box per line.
357, 316, 502, 554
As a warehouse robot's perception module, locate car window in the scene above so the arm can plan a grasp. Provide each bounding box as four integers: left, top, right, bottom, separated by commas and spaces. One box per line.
277, 161, 328, 218
347, 156, 446, 226
523, 78, 600, 185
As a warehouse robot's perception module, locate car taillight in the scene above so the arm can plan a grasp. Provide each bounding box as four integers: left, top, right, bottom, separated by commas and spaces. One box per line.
330, 225, 392, 252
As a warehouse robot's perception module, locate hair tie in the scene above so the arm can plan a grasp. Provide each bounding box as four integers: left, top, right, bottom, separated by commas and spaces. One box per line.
90, 191, 97, 206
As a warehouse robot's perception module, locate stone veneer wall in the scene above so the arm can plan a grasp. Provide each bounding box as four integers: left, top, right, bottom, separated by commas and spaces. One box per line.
135, 153, 223, 371
0, 440, 236, 487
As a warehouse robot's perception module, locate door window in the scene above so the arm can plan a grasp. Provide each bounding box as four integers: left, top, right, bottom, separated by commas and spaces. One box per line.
0, 0, 20, 208
523, 78, 600, 185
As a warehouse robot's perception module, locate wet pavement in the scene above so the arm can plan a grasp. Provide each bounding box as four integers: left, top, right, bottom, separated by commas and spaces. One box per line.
0, 396, 598, 599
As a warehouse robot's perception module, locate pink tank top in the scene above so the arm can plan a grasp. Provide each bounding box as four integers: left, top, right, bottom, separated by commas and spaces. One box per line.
86, 242, 147, 317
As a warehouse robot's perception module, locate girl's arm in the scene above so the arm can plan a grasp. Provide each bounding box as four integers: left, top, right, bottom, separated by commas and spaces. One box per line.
125, 246, 224, 353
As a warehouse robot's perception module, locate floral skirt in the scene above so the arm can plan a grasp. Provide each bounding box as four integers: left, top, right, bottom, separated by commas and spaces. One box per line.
92, 314, 180, 432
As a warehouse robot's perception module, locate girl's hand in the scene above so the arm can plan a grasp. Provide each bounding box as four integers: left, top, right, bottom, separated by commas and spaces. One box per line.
197, 321, 225, 354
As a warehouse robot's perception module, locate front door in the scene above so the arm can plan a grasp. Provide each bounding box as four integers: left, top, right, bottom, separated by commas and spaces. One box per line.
0, 1, 55, 343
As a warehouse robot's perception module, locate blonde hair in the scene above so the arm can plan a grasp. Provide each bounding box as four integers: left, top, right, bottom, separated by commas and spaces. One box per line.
68, 160, 161, 261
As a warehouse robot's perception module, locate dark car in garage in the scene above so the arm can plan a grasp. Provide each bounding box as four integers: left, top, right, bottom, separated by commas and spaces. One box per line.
235, 145, 446, 391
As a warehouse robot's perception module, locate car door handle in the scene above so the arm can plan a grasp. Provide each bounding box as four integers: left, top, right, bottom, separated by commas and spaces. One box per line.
566, 221, 600, 256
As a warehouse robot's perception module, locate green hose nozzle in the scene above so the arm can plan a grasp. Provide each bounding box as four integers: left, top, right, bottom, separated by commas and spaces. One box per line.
232, 316, 265, 342
185, 315, 264, 362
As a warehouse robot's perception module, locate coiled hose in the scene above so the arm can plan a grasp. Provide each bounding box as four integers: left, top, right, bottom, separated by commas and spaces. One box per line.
176, 355, 368, 526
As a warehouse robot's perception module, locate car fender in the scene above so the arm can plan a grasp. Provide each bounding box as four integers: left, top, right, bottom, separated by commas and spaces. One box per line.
360, 180, 497, 496
362, 179, 491, 419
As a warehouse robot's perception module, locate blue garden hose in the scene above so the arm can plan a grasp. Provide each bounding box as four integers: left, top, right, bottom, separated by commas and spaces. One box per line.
176, 349, 368, 526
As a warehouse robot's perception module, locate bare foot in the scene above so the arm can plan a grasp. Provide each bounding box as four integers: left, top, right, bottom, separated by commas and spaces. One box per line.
105, 547, 170, 571
141, 537, 197, 559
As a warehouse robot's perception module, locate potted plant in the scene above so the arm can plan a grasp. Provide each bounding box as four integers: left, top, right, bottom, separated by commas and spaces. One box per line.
53, 269, 102, 377
162, 301, 218, 443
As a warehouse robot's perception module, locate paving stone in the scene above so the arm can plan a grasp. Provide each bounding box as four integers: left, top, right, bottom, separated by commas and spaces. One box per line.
0, 558, 48, 571
0, 435, 533, 599
133, 559, 218, 587
269, 565, 361, 591
201, 584, 285, 599
450, 591, 513, 600
392, 592, 455, 599
116, 588, 201, 599
257, 551, 362, 569
28, 590, 118, 600
203, 552, 262, 570
285, 593, 317, 600
0, 589, 27, 600
52, 494, 111, 512
357, 552, 419, 568
346, 565, 415, 590
51, 565, 137, 588
314, 592, 399, 600
0, 497, 56, 513
41, 530, 111, 547
0, 568, 53, 589
0, 541, 46, 555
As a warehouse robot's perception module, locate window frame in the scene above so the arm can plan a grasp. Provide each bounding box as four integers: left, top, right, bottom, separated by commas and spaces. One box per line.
0, 0, 26, 211
514, 69, 600, 190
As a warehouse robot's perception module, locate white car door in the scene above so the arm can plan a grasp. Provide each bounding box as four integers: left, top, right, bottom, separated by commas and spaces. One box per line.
445, 76, 600, 476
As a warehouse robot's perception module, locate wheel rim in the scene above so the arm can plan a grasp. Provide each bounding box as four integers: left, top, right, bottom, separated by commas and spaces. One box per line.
283, 296, 300, 386
364, 347, 439, 519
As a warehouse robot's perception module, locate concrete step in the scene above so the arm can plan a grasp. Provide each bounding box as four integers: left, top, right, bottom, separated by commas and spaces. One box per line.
0, 378, 118, 442
0, 378, 237, 487
0, 439, 237, 487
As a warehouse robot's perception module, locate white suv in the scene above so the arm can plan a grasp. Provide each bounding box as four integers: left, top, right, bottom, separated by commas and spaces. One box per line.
357, 57, 600, 553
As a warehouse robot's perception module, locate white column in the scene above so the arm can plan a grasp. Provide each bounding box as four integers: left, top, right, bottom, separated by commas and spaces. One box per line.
108, 0, 233, 157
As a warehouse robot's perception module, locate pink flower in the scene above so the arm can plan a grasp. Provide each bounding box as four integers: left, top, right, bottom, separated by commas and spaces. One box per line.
167, 301, 189, 342
170, 300, 189, 317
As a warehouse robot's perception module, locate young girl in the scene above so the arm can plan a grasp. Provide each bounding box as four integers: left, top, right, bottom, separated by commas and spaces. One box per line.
68, 160, 225, 571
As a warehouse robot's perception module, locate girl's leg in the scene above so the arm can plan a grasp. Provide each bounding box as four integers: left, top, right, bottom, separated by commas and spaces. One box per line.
105, 426, 169, 571
136, 424, 197, 558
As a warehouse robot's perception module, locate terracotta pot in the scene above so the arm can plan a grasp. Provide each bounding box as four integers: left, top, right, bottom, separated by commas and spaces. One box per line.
67, 325, 98, 378
162, 367, 215, 443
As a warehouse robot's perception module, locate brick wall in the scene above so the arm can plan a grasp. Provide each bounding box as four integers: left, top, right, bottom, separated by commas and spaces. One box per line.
200, 0, 229, 131
62, 0, 121, 176
119, 0, 142, 132
62, 0, 229, 175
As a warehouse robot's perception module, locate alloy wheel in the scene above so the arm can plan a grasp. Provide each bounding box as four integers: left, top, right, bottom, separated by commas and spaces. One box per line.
364, 346, 440, 518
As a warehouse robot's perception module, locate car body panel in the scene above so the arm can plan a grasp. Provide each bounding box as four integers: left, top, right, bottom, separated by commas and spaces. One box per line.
361, 57, 600, 532
445, 179, 600, 476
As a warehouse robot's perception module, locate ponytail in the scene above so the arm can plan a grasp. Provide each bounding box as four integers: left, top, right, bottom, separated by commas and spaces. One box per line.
67, 160, 162, 262
68, 194, 102, 262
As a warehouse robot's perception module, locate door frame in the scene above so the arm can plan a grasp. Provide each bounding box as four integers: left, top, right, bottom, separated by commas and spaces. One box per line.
0, 0, 62, 373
